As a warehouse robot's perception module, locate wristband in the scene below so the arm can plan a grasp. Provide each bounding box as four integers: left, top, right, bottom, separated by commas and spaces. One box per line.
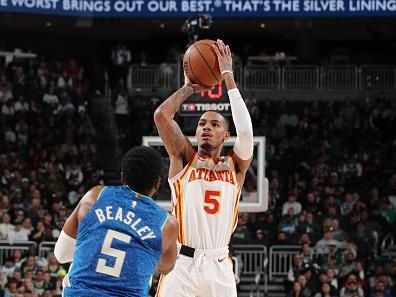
221, 70, 233, 76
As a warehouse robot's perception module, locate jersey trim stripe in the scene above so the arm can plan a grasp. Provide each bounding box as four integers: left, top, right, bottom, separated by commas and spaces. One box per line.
228, 156, 240, 188
155, 274, 166, 297
173, 183, 183, 243
176, 180, 185, 244
168, 153, 197, 184
96, 185, 106, 201
161, 213, 169, 230
179, 153, 197, 181
229, 186, 241, 244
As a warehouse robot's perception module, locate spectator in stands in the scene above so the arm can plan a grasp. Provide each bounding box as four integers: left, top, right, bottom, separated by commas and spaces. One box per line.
314, 282, 337, 297
331, 219, 348, 242
370, 281, 394, 297
297, 274, 312, 297
30, 221, 47, 242
288, 254, 305, 283
57, 70, 73, 90
33, 269, 46, 296
111, 44, 131, 86
341, 193, 355, 216
340, 273, 364, 297
288, 281, 307, 297
0, 257, 17, 281
114, 88, 129, 137
232, 214, 251, 243
42, 86, 59, 112
8, 221, 28, 242
326, 268, 339, 290
0, 213, 14, 239
249, 229, 269, 246
340, 252, 358, 278
3, 278, 19, 297
315, 229, 335, 254
12, 250, 23, 269
282, 195, 302, 216
303, 192, 320, 214
300, 243, 314, 265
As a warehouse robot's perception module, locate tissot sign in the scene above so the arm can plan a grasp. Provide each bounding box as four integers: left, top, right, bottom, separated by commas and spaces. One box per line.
1, 0, 396, 17
180, 82, 231, 117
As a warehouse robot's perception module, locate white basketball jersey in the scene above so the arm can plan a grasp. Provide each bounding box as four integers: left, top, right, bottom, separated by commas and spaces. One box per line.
169, 153, 241, 249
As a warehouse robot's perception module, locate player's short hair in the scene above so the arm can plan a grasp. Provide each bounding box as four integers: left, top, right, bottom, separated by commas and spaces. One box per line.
121, 146, 163, 194
203, 110, 230, 130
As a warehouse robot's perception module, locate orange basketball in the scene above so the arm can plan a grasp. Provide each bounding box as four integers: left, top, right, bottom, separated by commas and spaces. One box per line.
183, 39, 223, 88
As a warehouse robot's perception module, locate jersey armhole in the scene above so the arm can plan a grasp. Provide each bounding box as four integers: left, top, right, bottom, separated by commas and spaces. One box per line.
76, 186, 107, 236
227, 155, 241, 188
168, 153, 197, 184
96, 185, 106, 201
160, 212, 169, 231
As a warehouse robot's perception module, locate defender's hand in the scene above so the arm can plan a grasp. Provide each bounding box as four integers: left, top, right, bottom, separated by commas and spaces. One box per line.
212, 39, 233, 78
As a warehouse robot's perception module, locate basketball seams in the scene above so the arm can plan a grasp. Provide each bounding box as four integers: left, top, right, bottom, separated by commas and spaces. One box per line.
194, 44, 221, 84
188, 54, 211, 88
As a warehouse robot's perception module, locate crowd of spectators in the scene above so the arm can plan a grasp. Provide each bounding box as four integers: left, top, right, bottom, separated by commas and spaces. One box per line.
1, 51, 396, 297
112, 80, 396, 296
0, 56, 103, 297
231, 93, 396, 296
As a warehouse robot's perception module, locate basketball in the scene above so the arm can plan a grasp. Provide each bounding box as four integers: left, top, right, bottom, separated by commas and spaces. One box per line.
183, 39, 223, 88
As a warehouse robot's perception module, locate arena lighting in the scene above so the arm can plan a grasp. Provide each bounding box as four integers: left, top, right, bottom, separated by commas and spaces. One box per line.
181, 14, 213, 44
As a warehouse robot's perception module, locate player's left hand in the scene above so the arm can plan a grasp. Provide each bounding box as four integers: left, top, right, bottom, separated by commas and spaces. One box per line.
212, 39, 233, 77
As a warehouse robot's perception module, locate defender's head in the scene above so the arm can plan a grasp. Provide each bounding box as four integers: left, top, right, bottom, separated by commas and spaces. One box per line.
121, 146, 163, 196
195, 111, 230, 151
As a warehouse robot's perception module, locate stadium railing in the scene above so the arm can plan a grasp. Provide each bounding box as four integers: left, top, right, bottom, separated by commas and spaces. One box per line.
269, 245, 301, 282
129, 63, 396, 90
359, 65, 396, 89
38, 241, 57, 259
130, 64, 177, 89
244, 65, 281, 89
320, 65, 358, 89
233, 244, 268, 294
0, 240, 37, 264
269, 245, 351, 282
282, 65, 319, 89
0, 238, 391, 292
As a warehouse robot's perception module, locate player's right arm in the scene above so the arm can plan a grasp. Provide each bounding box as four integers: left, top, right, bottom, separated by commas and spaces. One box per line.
156, 215, 178, 275
153, 76, 211, 178
54, 185, 102, 263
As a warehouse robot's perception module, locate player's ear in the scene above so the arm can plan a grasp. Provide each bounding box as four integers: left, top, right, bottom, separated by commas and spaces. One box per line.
224, 131, 230, 141
154, 177, 161, 192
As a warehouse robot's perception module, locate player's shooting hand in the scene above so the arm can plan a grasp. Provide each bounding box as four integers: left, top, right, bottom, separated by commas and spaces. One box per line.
184, 72, 214, 93
212, 39, 233, 78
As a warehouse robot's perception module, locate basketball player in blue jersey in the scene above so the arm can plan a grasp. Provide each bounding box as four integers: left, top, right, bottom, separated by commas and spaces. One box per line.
154, 40, 253, 296
54, 146, 178, 297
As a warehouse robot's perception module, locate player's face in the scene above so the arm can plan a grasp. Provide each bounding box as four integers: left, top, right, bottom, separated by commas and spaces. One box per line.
195, 111, 230, 150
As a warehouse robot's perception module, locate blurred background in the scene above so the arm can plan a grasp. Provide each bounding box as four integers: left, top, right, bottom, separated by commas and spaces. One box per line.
0, 1, 396, 296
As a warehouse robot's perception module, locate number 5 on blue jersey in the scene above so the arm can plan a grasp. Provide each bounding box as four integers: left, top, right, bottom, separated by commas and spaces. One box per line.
96, 229, 131, 277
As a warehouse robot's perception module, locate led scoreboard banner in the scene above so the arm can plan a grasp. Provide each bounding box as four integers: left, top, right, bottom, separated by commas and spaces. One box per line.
2, 0, 396, 17
180, 82, 231, 117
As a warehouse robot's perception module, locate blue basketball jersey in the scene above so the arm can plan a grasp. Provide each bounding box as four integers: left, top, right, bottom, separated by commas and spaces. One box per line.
63, 185, 168, 297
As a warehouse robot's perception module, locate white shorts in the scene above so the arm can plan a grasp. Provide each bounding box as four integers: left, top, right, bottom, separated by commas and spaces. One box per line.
156, 246, 237, 297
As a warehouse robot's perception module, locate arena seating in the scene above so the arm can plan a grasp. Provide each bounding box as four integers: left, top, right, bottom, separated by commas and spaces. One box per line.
1, 56, 395, 296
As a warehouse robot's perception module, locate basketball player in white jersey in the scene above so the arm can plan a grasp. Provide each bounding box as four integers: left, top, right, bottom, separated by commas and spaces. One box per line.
153, 39, 253, 297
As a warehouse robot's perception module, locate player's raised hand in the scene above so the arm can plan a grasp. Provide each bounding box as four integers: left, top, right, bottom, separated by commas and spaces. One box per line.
184, 72, 213, 93
212, 39, 233, 78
